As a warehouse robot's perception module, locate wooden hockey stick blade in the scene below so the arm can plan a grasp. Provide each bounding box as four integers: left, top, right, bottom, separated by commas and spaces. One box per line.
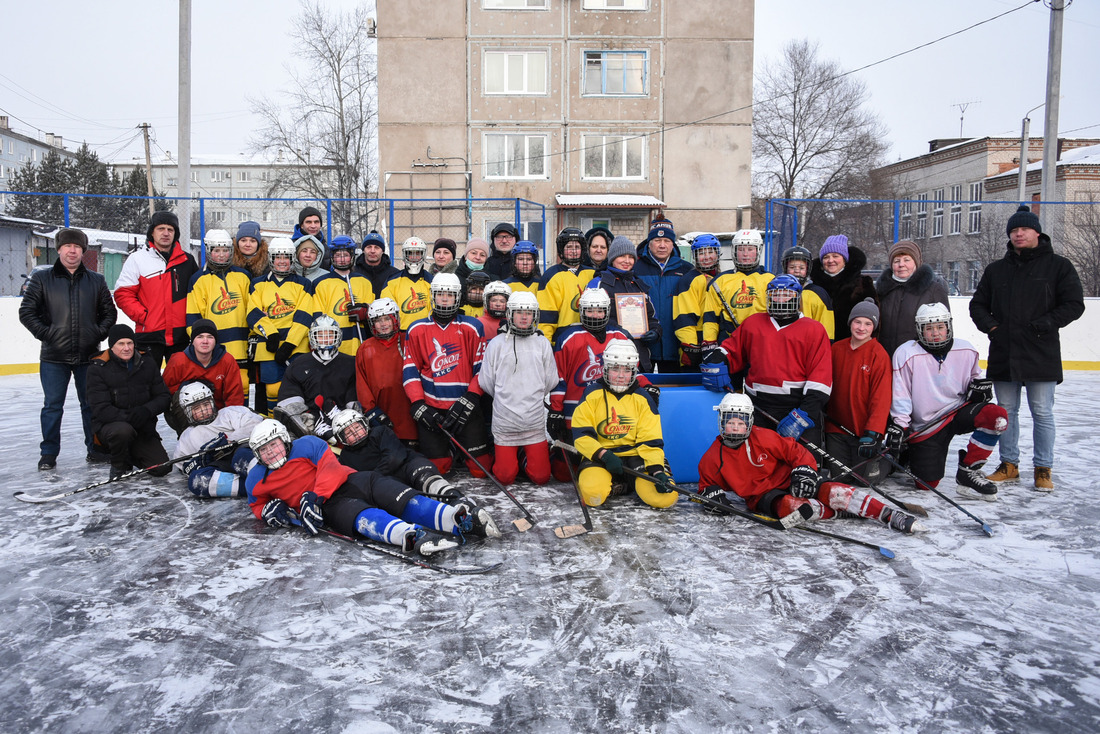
512, 517, 533, 532
553, 524, 589, 539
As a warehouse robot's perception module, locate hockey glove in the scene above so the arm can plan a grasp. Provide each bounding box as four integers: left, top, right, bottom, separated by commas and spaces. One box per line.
679, 343, 702, 368
776, 409, 814, 440
857, 431, 882, 459
697, 485, 734, 515
788, 465, 820, 499
546, 410, 567, 442
442, 391, 479, 432
298, 491, 325, 535
639, 328, 661, 344
700, 350, 732, 393
274, 342, 296, 367
180, 432, 229, 476
650, 470, 676, 494
967, 378, 994, 405
641, 383, 661, 409
885, 422, 907, 456
363, 407, 394, 430
595, 449, 623, 477
265, 333, 281, 352
347, 304, 370, 323
261, 499, 292, 529
411, 400, 444, 432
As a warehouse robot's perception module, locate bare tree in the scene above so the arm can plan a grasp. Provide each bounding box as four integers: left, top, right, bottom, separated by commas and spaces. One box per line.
753, 40, 889, 250
1064, 197, 1100, 297
251, 1, 378, 235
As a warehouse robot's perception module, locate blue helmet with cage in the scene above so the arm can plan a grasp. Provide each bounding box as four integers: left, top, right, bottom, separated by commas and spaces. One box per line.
766, 274, 802, 319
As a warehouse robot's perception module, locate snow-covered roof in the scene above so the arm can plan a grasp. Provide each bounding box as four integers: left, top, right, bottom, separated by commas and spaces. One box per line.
987, 142, 1100, 181
555, 193, 665, 208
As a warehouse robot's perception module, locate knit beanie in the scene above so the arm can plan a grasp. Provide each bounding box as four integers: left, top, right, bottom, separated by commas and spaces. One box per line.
236, 221, 262, 242
108, 324, 136, 348
433, 238, 457, 257
190, 319, 219, 341
888, 240, 922, 268
464, 238, 490, 258
1006, 205, 1041, 235
146, 210, 180, 244
647, 221, 676, 243
298, 206, 323, 227
608, 236, 636, 264
819, 235, 849, 262
848, 297, 880, 329
56, 228, 88, 251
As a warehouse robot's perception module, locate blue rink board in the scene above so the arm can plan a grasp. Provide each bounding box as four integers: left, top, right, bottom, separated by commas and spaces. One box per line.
645, 373, 722, 483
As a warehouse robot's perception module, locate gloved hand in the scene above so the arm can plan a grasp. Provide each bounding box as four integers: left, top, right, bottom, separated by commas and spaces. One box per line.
776, 409, 813, 440
700, 350, 731, 392
885, 422, 907, 455
639, 328, 660, 344
347, 304, 370, 323
788, 465, 820, 499
274, 342, 295, 367
967, 378, 994, 404
265, 333, 281, 352
411, 400, 444, 432
641, 383, 660, 409
363, 407, 394, 430
181, 432, 229, 475
298, 491, 324, 535
679, 343, 702, 368
857, 431, 882, 459
651, 470, 676, 494
698, 485, 734, 515
595, 449, 623, 476
128, 405, 156, 431
442, 391, 479, 432
261, 499, 291, 529
546, 410, 566, 441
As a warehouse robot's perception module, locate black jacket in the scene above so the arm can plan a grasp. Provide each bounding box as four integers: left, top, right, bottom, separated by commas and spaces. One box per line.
19, 260, 117, 365
969, 234, 1084, 383
874, 264, 950, 357
590, 267, 659, 372
352, 252, 400, 299
86, 349, 171, 433
811, 245, 878, 341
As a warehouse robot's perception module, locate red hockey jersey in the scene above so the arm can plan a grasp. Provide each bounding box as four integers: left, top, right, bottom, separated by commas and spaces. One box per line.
402, 315, 486, 409
697, 427, 816, 511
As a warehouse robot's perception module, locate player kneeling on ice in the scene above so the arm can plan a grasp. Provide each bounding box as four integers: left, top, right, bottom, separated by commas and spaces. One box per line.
889, 303, 1008, 501
571, 341, 676, 509
245, 420, 477, 556
478, 291, 560, 485
699, 393, 926, 533
330, 407, 500, 539
172, 381, 263, 497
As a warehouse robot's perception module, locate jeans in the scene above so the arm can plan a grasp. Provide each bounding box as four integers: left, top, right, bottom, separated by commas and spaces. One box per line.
39, 361, 93, 457
993, 381, 1056, 469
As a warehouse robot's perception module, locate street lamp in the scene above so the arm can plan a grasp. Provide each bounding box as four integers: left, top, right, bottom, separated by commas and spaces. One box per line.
1017, 103, 1045, 204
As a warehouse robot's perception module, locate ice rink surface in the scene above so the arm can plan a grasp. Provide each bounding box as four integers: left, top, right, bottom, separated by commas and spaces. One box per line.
0, 372, 1098, 733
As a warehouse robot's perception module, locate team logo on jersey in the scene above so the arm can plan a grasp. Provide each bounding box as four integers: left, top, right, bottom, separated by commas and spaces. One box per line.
596, 407, 633, 439
334, 290, 351, 317
212, 286, 242, 315
569, 287, 583, 313
733, 280, 756, 308
265, 293, 296, 319
402, 287, 428, 314
429, 338, 462, 376
573, 345, 603, 387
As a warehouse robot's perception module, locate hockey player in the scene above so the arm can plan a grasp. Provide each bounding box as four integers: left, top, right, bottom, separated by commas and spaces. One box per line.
331, 407, 501, 538
538, 227, 596, 341
163, 319, 245, 432
245, 420, 467, 556
247, 237, 315, 412
478, 280, 511, 343
277, 315, 358, 441
698, 393, 924, 532
312, 235, 375, 356
672, 233, 723, 369
402, 273, 493, 476
187, 228, 253, 394
354, 298, 417, 443
702, 229, 774, 344
460, 271, 490, 318
503, 240, 541, 295
701, 275, 831, 448
381, 236, 433, 333
889, 303, 1008, 501
172, 381, 262, 498
478, 291, 559, 485
781, 246, 834, 339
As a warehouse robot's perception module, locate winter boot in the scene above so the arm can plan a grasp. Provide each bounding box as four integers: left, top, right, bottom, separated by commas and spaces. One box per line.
986, 461, 1019, 483
454, 501, 503, 539
955, 449, 998, 502
404, 527, 459, 557
1034, 467, 1054, 492
882, 507, 928, 534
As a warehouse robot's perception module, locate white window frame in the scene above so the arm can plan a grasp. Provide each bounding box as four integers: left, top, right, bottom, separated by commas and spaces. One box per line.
483, 0, 548, 8
900, 201, 912, 240
968, 260, 981, 292
237, 171, 251, 183
915, 193, 928, 239
950, 184, 962, 235
932, 187, 944, 238
483, 132, 550, 180
583, 0, 648, 9
583, 50, 648, 96
581, 134, 646, 180
483, 50, 548, 95
968, 182, 982, 234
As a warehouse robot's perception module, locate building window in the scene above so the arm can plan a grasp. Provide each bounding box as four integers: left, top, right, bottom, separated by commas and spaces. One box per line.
6, 141, 12, 155
484, 50, 547, 95
916, 193, 928, 239
167, 177, 177, 187
948, 261, 960, 291
583, 0, 647, 9
950, 184, 962, 235
262, 211, 270, 222
582, 135, 645, 180
900, 201, 912, 240
583, 51, 647, 96
237, 171, 251, 183
209, 211, 227, 223
968, 260, 981, 292
191, 172, 199, 183
968, 182, 982, 234
932, 187, 944, 237
484, 133, 548, 179
483, 0, 547, 8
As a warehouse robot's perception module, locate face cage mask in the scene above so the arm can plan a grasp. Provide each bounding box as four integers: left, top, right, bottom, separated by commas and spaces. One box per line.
507, 307, 539, 337
604, 363, 637, 394
766, 290, 801, 319
917, 319, 953, 350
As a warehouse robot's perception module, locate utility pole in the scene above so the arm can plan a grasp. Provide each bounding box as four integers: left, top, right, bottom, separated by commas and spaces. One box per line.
1039, 0, 1066, 221
139, 123, 155, 216
178, 0, 192, 249
1017, 104, 1044, 203
951, 101, 980, 139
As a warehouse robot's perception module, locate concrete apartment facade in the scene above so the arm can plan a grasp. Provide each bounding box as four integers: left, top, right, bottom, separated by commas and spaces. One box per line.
376, 0, 753, 255
0, 117, 76, 212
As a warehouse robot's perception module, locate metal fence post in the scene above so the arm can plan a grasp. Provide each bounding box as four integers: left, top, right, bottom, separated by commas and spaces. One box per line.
325, 200, 333, 242
63, 194, 70, 226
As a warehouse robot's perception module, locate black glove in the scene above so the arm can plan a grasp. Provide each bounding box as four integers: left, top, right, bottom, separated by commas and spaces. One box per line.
639, 328, 660, 344
595, 449, 623, 476
698, 485, 734, 515
347, 304, 370, 323
788, 465, 819, 499
885, 422, 907, 455
651, 470, 676, 494
411, 400, 444, 432
181, 432, 229, 475
298, 491, 324, 535
261, 499, 291, 529
363, 407, 394, 430
128, 405, 156, 431
265, 334, 281, 352
547, 410, 566, 441
967, 378, 994, 404
641, 383, 660, 409
857, 431, 882, 459
274, 342, 295, 367
679, 343, 702, 368
442, 391, 479, 432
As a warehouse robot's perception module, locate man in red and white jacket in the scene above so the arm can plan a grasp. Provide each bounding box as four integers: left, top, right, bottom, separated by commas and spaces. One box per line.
114, 211, 199, 366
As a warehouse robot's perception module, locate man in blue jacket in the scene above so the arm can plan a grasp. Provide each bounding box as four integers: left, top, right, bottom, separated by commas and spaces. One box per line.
632, 219, 693, 373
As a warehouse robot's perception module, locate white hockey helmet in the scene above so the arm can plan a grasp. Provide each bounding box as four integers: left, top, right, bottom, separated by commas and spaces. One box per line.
178, 381, 216, 426
250, 418, 292, 469
483, 281, 512, 319
402, 236, 427, 274
309, 314, 343, 362
602, 340, 639, 394
332, 408, 370, 448
732, 229, 763, 273
268, 237, 296, 274
203, 228, 234, 265
578, 288, 611, 332
430, 272, 462, 319
716, 392, 754, 448
915, 302, 952, 350
506, 291, 540, 337
367, 297, 399, 339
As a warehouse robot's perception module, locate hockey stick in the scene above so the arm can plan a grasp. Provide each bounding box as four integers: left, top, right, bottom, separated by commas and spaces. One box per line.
756, 408, 929, 518
13, 439, 248, 504
437, 424, 537, 531
875, 452, 995, 537
551, 441, 593, 539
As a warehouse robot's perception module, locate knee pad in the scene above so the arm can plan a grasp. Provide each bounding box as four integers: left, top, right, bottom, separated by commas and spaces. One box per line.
975, 403, 1008, 434
187, 466, 244, 497
579, 466, 612, 506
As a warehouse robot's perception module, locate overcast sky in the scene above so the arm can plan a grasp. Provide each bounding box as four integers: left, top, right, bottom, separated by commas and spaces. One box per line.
1, 0, 1096, 167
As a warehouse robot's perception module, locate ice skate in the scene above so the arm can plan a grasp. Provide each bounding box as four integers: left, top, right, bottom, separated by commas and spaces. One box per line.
405, 528, 460, 557
955, 449, 998, 502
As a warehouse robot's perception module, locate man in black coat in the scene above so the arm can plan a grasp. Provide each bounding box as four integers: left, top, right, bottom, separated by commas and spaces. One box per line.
19, 228, 117, 470
969, 205, 1084, 491
352, 231, 400, 297
484, 222, 520, 280
87, 324, 172, 480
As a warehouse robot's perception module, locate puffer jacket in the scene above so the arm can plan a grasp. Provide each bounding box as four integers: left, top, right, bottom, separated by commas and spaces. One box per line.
632, 242, 693, 361
114, 241, 199, 349
810, 245, 877, 341
86, 349, 171, 433
874, 263, 950, 356
19, 260, 117, 364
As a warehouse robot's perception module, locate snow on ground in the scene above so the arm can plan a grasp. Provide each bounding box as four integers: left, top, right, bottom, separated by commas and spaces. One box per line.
0, 372, 1098, 733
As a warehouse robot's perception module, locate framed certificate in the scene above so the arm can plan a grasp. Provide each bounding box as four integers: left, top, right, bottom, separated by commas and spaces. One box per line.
615, 293, 649, 338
